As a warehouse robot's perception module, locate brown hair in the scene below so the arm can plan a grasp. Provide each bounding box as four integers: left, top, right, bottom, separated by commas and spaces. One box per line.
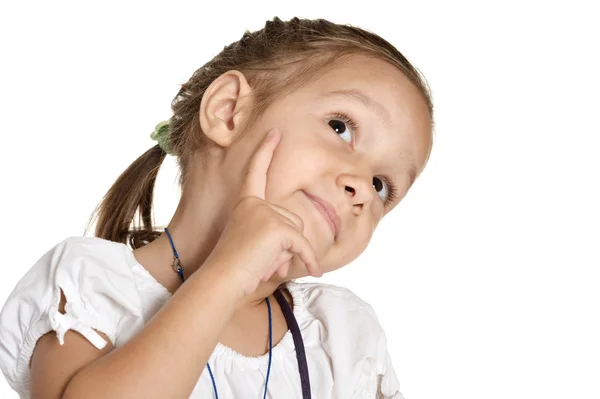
85, 16, 435, 249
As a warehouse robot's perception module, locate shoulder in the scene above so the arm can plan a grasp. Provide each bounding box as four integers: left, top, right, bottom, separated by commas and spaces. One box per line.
7, 236, 141, 310
287, 279, 379, 317
8, 235, 144, 323
0, 236, 144, 396
47, 235, 133, 272
49, 235, 139, 288
287, 280, 385, 343
286, 280, 403, 398
14, 235, 133, 278
1, 235, 144, 327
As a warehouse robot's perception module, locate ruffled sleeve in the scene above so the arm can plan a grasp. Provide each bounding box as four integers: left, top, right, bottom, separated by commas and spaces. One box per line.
295, 281, 406, 399
373, 351, 405, 399
359, 305, 406, 399
0, 236, 144, 397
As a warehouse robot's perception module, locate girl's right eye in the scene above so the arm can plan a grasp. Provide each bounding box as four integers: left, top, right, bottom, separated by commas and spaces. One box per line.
327, 112, 358, 145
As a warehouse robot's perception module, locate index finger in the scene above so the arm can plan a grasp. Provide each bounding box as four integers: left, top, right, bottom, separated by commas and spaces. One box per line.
239, 128, 281, 200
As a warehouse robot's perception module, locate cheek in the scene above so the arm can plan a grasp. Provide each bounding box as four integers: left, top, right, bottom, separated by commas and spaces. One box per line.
265, 135, 331, 199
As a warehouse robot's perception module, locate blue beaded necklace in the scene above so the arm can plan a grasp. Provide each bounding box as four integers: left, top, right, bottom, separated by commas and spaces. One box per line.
164, 227, 273, 399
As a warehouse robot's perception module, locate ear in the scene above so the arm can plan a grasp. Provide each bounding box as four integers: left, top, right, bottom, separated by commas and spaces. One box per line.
199, 70, 254, 148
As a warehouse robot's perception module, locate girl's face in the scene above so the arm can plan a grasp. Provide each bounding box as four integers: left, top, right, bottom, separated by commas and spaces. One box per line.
214, 55, 432, 278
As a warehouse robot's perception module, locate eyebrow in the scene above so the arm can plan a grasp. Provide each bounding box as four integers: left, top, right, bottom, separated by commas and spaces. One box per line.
406, 163, 417, 189
322, 89, 392, 128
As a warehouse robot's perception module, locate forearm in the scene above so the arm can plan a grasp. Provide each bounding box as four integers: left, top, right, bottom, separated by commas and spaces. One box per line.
62, 264, 243, 399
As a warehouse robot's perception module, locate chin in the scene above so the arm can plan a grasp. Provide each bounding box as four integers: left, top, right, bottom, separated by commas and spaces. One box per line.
281, 256, 316, 280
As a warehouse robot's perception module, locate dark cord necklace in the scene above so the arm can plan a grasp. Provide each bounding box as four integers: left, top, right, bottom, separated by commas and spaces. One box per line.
163, 227, 273, 399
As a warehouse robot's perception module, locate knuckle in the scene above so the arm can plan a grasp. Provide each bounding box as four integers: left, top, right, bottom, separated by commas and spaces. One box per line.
264, 217, 283, 235
294, 215, 304, 230
234, 195, 252, 209
288, 212, 303, 229
236, 195, 261, 211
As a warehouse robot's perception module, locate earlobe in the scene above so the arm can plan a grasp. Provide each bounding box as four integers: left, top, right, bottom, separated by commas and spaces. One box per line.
198, 70, 253, 148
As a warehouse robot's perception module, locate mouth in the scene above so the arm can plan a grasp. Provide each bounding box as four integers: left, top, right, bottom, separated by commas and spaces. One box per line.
302, 191, 342, 240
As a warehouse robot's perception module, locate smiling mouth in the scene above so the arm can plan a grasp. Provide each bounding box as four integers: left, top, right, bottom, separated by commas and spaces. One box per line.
302, 191, 340, 240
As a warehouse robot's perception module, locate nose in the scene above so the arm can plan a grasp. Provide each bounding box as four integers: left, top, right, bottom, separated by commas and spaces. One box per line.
338, 173, 377, 213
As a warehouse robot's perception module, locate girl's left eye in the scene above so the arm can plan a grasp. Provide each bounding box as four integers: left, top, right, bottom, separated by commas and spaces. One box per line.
327, 112, 357, 145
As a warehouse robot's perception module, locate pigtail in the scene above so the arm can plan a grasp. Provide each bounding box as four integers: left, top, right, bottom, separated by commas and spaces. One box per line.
85, 144, 167, 249
84, 16, 434, 250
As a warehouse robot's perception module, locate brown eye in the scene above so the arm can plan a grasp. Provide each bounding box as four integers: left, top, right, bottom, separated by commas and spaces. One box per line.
329, 119, 347, 134
327, 114, 355, 144
373, 177, 389, 201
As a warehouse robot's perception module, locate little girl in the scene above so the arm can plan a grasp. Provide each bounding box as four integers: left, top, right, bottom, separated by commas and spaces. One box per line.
0, 16, 433, 398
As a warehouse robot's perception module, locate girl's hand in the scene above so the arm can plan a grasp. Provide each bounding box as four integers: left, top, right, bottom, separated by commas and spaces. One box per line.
202, 128, 322, 297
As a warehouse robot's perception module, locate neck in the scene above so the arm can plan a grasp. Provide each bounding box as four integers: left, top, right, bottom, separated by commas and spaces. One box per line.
153, 229, 286, 311
137, 164, 287, 312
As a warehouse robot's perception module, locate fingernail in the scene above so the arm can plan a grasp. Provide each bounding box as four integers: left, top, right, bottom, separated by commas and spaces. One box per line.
267, 128, 278, 139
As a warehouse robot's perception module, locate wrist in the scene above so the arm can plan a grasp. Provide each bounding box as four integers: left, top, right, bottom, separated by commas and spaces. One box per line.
194, 260, 248, 301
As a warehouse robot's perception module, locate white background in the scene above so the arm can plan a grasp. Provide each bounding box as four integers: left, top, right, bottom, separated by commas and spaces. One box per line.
1, 1, 599, 398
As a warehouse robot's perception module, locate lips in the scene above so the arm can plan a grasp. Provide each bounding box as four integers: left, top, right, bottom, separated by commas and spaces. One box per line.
303, 191, 342, 240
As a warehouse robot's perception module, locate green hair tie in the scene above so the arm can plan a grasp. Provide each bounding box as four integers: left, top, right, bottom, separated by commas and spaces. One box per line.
150, 120, 172, 154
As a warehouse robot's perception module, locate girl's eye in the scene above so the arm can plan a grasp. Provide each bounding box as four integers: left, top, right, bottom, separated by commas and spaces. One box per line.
373, 177, 388, 202
373, 176, 397, 204
327, 112, 357, 145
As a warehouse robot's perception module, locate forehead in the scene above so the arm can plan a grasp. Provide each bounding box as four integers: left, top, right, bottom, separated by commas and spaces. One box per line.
310, 55, 430, 128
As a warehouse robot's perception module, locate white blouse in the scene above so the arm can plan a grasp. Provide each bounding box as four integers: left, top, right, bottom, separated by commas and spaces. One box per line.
0, 236, 404, 398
